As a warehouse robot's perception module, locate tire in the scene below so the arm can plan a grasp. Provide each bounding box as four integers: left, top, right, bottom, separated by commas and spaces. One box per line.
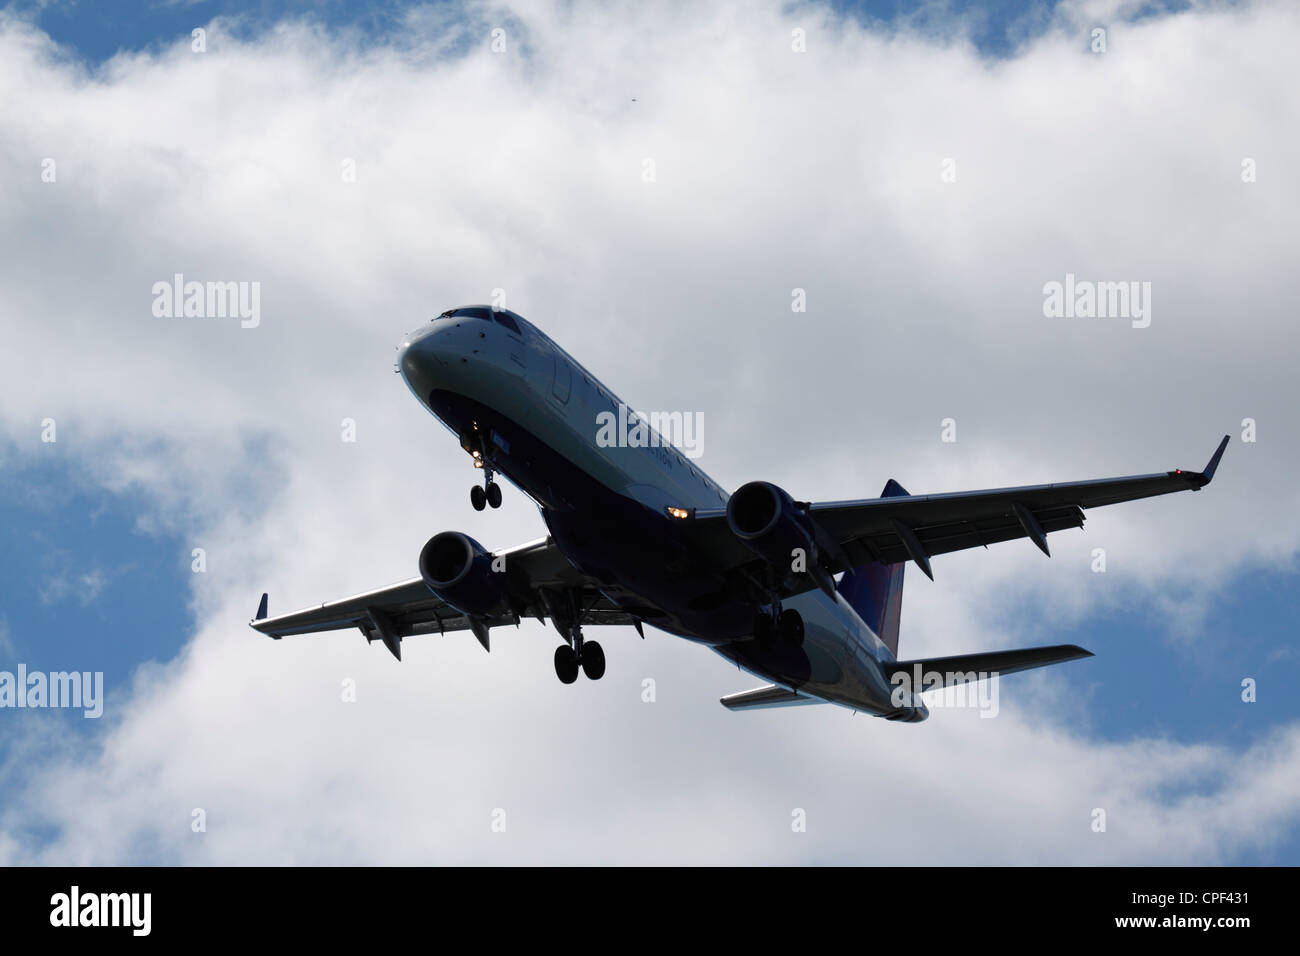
470, 485, 487, 511
486, 482, 502, 509
554, 645, 579, 684
581, 641, 606, 680
779, 608, 805, 647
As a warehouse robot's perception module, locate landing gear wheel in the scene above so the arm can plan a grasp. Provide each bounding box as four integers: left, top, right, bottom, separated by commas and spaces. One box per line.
470, 485, 487, 511
779, 608, 805, 647
554, 645, 579, 684
581, 641, 606, 680
753, 613, 774, 649
486, 481, 502, 509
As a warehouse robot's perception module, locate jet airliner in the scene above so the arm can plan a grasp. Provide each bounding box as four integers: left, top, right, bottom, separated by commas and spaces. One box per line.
251, 306, 1229, 721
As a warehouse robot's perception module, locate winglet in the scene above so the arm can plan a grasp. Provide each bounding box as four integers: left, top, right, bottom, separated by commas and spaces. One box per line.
255, 593, 268, 621
1202, 434, 1230, 483
1179, 434, 1230, 490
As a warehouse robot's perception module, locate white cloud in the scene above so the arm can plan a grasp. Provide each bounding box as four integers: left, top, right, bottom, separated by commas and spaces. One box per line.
0, 0, 1297, 862
38, 567, 109, 606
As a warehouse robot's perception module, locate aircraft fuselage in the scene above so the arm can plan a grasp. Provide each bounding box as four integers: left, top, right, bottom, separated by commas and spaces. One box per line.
397, 308, 913, 718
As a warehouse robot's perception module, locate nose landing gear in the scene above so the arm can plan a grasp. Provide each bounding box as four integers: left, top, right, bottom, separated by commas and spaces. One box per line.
470, 477, 502, 511
468, 430, 503, 511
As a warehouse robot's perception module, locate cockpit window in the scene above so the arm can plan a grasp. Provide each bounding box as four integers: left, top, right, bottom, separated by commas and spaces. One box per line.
440, 306, 492, 321
491, 309, 522, 333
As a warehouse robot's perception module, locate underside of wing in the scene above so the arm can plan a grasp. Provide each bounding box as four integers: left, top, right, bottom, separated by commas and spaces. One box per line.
809, 455, 1224, 572
687, 435, 1229, 593
250, 536, 637, 659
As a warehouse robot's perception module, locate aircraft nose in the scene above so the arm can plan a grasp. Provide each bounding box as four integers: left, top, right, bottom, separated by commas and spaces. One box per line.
396, 324, 452, 398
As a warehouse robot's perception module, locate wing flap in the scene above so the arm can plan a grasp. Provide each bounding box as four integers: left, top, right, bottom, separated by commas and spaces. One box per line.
843, 503, 1086, 565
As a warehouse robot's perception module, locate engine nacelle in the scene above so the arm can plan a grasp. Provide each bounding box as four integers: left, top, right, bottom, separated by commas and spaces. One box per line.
885, 704, 930, 723
726, 481, 818, 584
418, 531, 503, 618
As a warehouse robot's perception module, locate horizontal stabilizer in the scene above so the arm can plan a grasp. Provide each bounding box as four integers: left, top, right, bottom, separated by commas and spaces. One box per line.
884, 644, 1092, 688
720, 684, 824, 711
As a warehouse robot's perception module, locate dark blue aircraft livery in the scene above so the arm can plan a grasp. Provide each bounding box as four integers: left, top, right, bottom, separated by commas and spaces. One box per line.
251, 307, 1229, 721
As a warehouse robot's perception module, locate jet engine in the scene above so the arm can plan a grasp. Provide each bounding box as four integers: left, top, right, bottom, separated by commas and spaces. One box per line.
418, 531, 503, 617
885, 704, 930, 723
725, 481, 819, 588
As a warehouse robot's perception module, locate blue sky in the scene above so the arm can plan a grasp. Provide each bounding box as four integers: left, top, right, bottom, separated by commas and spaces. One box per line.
22, 0, 1080, 61
0, 458, 190, 682
1, 0, 1297, 864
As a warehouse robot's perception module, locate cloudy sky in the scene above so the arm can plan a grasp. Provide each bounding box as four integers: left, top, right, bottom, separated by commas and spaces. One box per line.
1, 0, 1297, 864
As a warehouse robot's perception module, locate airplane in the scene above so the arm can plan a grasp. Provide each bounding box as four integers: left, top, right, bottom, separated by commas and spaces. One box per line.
250, 305, 1229, 722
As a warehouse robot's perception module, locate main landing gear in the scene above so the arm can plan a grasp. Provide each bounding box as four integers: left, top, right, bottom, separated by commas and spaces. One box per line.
547, 591, 605, 684
554, 639, 605, 684
753, 606, 804, 649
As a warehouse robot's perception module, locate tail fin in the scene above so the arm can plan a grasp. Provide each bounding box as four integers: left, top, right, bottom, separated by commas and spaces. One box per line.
836, 479, 909, 656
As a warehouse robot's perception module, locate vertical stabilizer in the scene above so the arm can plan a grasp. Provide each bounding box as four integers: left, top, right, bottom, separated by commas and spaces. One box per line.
836, 479, 909, 655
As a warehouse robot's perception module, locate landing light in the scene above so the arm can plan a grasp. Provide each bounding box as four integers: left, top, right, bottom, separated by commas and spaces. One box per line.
666, 506, 692, 519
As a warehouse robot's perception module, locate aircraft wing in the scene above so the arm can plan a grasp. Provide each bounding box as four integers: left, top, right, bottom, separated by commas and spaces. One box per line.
691, 435, 1229, 585
249, 536, 638, 659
